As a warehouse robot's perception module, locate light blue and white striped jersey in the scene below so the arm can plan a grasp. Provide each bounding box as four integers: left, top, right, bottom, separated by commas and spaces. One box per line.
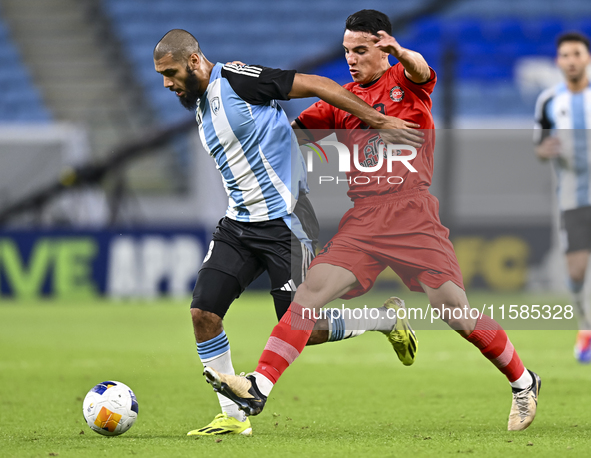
195, 63, 308, 223
534, 82, 591, 210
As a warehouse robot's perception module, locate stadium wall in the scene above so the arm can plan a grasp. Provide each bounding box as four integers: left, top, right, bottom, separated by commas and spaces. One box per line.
0, 124, 560, 298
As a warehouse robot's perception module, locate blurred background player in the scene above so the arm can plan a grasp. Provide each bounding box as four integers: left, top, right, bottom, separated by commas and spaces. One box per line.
534, 31, 591, 363
204, 9, 540, 432
153, 28, 421, 436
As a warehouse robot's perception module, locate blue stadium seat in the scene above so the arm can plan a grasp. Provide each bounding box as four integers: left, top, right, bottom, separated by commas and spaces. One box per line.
521, 18, 564, 42
458, 41, 495, 58
0, 16, 51, 122
412, 17, 443, 41
445, 18, 485, 42
101, 0, 591, 119
483, 18, 528, 43
497, 42, 540, 58
0, 43, 20, 62
569, 19, 591, 36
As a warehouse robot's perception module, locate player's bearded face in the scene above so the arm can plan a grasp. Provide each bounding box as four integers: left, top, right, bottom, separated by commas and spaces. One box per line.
178, 66, 202, 110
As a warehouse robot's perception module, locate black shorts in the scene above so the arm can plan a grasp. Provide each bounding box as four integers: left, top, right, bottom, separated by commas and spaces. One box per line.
562, 206, 591, 253
192, 195, 319, 319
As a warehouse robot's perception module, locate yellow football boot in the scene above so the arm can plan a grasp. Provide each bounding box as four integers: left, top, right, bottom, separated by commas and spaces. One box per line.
187, 412, 252, 436
383, 297, 418, 366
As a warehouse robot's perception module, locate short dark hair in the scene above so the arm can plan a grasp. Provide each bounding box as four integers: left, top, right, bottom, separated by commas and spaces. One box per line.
557, 31, 590, 52
154, 29, 203, 63
345, 9, 392, 36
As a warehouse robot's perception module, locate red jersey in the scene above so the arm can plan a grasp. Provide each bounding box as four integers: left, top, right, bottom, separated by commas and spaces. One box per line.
296, 63, 436, 200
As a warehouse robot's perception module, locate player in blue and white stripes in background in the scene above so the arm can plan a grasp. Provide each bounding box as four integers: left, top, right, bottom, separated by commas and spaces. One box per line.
534, 32, 591, 363
154, 29, 422, 436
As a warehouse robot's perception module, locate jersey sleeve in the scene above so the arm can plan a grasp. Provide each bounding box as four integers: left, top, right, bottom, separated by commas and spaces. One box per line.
393, 62, 437, 97
533, 88, 554, 145
221, 64, 296, 104
294, 99, 336, 142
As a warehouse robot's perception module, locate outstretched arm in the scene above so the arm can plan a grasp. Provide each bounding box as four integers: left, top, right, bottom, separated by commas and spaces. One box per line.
289, 73, 424, 147
372, 31, 431, 83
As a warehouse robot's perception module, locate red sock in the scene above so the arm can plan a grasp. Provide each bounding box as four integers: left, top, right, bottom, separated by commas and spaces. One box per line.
255, 302, 317, 384
465, 314, 525, 383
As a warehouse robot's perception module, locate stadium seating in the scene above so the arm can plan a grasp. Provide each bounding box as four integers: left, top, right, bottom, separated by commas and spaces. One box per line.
98, 0, 591, 119
102, 0, 433, 123
0, 17, 51, 122
397, 16, 591, 117
1, 0, 591, 122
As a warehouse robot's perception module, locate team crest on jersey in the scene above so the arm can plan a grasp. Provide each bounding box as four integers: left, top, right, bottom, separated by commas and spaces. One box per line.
390, 86, 404, 102
211, 97, 220, 115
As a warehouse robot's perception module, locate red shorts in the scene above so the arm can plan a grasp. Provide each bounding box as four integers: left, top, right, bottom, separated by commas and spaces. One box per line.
309, 188, 465, 299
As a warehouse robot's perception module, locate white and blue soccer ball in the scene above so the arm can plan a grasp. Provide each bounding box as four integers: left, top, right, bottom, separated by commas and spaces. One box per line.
82, 381, 138, 436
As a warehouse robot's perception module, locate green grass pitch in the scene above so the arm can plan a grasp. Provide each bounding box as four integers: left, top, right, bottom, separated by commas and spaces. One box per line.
1, 290, 590, 457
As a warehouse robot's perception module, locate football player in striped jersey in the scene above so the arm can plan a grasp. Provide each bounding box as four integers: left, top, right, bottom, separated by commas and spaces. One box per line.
154, 28, 421, 436
534, 31, 591, 363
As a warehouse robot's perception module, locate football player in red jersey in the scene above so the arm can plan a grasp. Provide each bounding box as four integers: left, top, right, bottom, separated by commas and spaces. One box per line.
204, 9, 540, 431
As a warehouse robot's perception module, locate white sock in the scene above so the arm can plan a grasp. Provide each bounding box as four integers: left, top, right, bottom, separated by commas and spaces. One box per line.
510, 368, 533, 390
327, 306, 397, 341
252, 371, 274, 397
197, 331, 246, 422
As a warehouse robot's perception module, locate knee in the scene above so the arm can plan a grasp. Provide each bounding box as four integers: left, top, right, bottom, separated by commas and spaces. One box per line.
433, 302, 476, 335
190, 308, 223, 342
567, 254, 589, 283
429, 289, 466, 311
569, 270, 586, 284
294, 278, 324, 304
191, 308, 221, 326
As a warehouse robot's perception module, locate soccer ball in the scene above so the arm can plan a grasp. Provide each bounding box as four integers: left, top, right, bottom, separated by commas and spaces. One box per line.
82, 381, 138, 436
